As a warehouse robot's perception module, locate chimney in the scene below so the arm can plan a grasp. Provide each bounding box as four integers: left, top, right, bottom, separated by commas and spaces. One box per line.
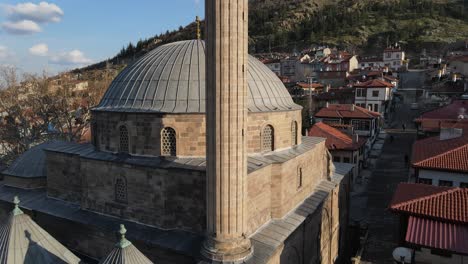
351, 104, 355, 111
326, 102, 330, 108
440, 128, 463, 141
202, 0, 253, 262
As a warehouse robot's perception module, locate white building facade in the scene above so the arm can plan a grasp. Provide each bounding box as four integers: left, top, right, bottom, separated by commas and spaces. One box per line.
383, 47, 405, 70
354, 80, 393, 115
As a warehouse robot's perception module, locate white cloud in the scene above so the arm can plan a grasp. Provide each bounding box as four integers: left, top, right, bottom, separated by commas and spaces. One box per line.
50, 50, 93, 65
4, 2, 64, 23
0, 45, 14, 60
29, 43, 49, 56
1, 20, 41, 35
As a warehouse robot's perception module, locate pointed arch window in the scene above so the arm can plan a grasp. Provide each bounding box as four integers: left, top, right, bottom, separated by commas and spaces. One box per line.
262, 125, 274, 152
161, 127, 176, 156
115, 176, 127, 203
119, 126, 129, 152
291, 121, 298, 146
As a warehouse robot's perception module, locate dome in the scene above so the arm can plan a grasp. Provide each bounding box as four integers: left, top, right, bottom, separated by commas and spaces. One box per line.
94, 40, 300, 113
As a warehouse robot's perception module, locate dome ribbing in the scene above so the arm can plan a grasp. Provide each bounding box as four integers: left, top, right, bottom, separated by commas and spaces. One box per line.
94, 40, 300, 113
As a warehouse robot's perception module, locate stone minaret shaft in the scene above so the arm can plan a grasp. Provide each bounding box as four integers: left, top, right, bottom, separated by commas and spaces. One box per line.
203, 0, 252, 262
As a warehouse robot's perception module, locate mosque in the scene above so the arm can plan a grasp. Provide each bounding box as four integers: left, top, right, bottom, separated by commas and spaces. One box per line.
0, 1, 353, 263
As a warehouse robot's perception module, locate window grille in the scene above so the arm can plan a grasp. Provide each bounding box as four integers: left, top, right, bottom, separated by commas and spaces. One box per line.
291, 121, 298, 145
262, 125, 274, 152
119, 126, 129, 152
115, 177, 127, 202
161, 127, 176, 156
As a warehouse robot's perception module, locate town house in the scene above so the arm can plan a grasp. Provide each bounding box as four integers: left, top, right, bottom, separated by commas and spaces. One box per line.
354, 79, 394, 115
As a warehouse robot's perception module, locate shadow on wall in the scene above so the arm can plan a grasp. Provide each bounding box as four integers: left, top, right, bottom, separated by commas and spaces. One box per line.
279, 189, 330, 264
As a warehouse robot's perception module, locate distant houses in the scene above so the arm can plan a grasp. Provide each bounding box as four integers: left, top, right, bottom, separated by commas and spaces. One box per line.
314, 104, 382, 144
411, 127, 468, 188
414, 100, 468, 136
308, 122, 367, 179
353, 79, 394, 115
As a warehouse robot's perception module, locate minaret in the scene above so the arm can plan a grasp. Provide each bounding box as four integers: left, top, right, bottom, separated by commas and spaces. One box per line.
196, 16, 201, 40
202, 0, 253, 262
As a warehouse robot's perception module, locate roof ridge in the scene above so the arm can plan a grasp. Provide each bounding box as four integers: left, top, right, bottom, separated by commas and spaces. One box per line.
414, 142, 468, 167
393, 187, 465, 210
316, 123, 352, 144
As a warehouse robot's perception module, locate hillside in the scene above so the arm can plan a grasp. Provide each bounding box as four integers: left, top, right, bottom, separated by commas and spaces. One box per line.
77, 0, 468, 72
249, 0, 468, 53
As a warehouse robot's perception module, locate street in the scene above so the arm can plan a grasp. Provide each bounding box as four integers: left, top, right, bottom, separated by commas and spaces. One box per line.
351, 101, 424, 263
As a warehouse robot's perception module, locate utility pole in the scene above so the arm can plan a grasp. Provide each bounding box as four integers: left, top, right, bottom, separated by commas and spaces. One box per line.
307, 76, 314, 127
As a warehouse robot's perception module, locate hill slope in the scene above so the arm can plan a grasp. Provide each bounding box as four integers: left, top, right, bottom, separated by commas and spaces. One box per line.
249, 0, 468, 52
78, 0, 468, 72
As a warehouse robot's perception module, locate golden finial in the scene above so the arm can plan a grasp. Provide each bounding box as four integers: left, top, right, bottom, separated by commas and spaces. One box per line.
196, 16, 201, 40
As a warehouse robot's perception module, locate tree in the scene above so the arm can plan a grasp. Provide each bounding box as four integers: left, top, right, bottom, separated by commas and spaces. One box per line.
0, 66, 112, 164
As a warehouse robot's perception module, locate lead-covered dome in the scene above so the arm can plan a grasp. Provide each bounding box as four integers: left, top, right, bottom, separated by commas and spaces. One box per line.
94, 40, 300, 113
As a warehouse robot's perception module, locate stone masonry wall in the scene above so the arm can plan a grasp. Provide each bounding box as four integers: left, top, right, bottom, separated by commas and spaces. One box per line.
92, 110, 302, 157
271, 142, 329, 218
80, 158, 206, 233
46, 151, 82, 204
246, 165, 272, 235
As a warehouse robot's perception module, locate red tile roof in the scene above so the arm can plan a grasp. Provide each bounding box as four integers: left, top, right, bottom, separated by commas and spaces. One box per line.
449, 55, 468, 63
412, 133, 468, 172
416, 100, 468, 121
406, 216, 468, 254
353, 79, 394, 88
383, 75, 398, 82
315, 104, 381, 119
390, 183, 468, 224
308, 122, 366, 151
296, 82, 324, 89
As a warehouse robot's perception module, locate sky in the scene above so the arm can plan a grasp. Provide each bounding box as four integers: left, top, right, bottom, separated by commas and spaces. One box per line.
0, 0, 205, 75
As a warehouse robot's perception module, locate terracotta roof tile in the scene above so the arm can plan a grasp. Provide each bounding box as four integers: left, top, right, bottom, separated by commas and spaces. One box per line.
390, 183, 468, 223
296, 82, 324, 89
412, 134, 468, 172
417, 100, 468, 120
308, 122, 366, 150
315, 104, 381, 119
353, 79, 394, 88
406, 216, 468, 255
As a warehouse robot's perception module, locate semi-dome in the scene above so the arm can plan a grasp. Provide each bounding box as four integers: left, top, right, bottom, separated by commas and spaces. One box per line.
94, 40, 300, 113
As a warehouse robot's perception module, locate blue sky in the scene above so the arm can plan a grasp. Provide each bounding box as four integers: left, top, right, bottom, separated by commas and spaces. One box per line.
0, 1, 205, 74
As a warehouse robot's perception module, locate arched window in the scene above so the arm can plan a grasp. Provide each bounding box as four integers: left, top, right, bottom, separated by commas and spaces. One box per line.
161, 127, 176, 156
115, 176, 127, 203
119, 126, 129, 152
291, 121, 298, 146
262, 125, 274, 152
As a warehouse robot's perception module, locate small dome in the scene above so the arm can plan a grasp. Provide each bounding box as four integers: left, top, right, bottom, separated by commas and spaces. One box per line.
0, 196, 81, 264
94, 40, 300, 113
99, 225, 153, 264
